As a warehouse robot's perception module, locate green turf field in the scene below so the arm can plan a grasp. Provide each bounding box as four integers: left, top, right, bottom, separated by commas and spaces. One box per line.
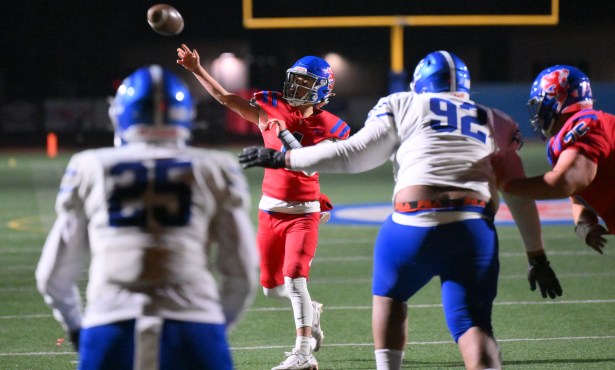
0, 142, 613, 369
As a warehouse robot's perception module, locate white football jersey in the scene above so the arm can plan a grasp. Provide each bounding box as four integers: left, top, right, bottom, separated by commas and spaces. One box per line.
36, 142, 259, 332
289, 91, 544, 252
290, 91, 525, 207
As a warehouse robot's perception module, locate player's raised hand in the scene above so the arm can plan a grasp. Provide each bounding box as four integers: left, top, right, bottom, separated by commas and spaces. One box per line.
177, 44, 200, 72
527, 254, 562, 299
239, 146, 286, 169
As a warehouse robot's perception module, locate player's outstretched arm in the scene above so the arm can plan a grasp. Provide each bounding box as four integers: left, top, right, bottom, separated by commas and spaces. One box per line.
239, 146, 287, 169
176, 44, 259, 124
497, 147, 562, 299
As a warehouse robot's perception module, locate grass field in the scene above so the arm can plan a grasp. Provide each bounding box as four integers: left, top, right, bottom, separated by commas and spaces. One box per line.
0, 142, 613, 369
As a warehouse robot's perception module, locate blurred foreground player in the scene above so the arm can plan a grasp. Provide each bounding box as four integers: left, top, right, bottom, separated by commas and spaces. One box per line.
35, 65, 258, 370
496, 65, 613, 254
240, 51, 562, 370
178, 44, 350, 370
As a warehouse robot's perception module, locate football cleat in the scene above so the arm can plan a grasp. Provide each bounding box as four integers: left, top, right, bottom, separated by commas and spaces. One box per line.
271, 350, 318, 370
311, 301, 324, 352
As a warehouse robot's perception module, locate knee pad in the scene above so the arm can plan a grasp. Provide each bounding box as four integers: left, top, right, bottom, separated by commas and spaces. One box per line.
262, 285, 289, 303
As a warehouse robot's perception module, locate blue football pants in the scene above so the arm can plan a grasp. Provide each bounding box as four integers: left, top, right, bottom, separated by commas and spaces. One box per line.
78, 319, 233, 370
372, 215, 499, 342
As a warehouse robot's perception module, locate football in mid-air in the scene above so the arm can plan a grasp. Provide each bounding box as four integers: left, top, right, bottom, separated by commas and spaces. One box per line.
147, 4, 184, 36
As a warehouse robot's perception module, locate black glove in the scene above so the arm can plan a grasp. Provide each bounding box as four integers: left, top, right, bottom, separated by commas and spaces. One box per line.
527, 254, 562, 299
575, 221, 609, 254
69, 329, 80, 352
238, 146, 286, 169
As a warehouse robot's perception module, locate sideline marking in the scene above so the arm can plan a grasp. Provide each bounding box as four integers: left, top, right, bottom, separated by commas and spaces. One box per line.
330, 199, 574, 226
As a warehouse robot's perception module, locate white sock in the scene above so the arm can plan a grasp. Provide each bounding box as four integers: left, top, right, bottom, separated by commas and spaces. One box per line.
375, 349, 404, 370
295, 335, 311, 355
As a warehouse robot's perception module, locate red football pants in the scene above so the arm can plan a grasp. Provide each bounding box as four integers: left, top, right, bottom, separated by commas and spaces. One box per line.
257, 211, 320, 289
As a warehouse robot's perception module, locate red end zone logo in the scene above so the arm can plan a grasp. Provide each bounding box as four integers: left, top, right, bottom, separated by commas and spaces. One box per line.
494, 199, 572, 225
329, 199, 573, 226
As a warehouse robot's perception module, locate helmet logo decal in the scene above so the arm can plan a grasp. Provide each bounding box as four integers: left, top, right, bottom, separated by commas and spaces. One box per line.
326, 67, 334, 91
540, 68, 569, 111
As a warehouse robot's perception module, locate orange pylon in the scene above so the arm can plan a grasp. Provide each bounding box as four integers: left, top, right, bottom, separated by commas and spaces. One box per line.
47, 132, 58, 158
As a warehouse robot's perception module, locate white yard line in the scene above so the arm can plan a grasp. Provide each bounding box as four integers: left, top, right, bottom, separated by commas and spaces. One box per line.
1, 334, 613, 356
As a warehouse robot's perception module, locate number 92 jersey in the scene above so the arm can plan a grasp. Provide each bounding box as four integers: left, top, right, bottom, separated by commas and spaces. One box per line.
385, 91, 520, 203
48, 143, 255, 327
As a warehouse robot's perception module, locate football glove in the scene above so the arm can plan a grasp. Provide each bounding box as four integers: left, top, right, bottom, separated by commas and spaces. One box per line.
238, 146, 286, 169
575, 221, 609, 254
527, 254, 562, 299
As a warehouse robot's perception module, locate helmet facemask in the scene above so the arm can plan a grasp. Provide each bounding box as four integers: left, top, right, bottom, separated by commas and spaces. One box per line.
527, 94, 555, 140
283, 70, 330, 107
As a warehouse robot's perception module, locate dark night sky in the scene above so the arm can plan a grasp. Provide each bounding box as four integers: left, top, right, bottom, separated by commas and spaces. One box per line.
3, 1, 615, 102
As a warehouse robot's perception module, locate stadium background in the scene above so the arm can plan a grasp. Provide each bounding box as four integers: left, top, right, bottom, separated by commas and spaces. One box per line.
2, 0, 615, 148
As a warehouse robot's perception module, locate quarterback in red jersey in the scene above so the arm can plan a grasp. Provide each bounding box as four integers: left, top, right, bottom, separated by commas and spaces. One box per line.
496, 65, 613, 254
177, 44, 349, 370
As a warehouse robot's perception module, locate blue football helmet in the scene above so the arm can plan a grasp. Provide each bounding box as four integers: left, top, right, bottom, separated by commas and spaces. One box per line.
283, 56, 335, 107
528, 65, 593, 138
410, 51, 471, 94
109, 65, 195, 146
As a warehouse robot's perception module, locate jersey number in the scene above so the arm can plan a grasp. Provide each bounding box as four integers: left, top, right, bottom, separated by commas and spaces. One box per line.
429, 98, 488, 143
108, 159, 193, 227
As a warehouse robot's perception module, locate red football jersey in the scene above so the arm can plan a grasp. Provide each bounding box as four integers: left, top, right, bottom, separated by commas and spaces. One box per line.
547, 109, 615, 231
252, 91, 350, 201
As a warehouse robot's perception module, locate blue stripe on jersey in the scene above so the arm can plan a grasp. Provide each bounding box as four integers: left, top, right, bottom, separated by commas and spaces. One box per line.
376, 112, 394, 118
330, 119, 348, 138
575, 113, 597, 121
338, 125, 350, 138
59, 186, 74, 193
261, 91, 278, 107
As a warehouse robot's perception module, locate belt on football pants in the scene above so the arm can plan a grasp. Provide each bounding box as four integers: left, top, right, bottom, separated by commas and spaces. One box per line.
394, 197, 492, 214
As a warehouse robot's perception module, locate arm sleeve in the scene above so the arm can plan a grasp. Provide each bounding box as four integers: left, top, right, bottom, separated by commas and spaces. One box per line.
210, 156, 259, 331
35, 164, 89, 333
289, 98, 399, 173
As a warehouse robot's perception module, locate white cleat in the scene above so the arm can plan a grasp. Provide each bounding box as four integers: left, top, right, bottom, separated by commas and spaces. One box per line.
271, 350, 318, 370
311, 301, 324, 352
